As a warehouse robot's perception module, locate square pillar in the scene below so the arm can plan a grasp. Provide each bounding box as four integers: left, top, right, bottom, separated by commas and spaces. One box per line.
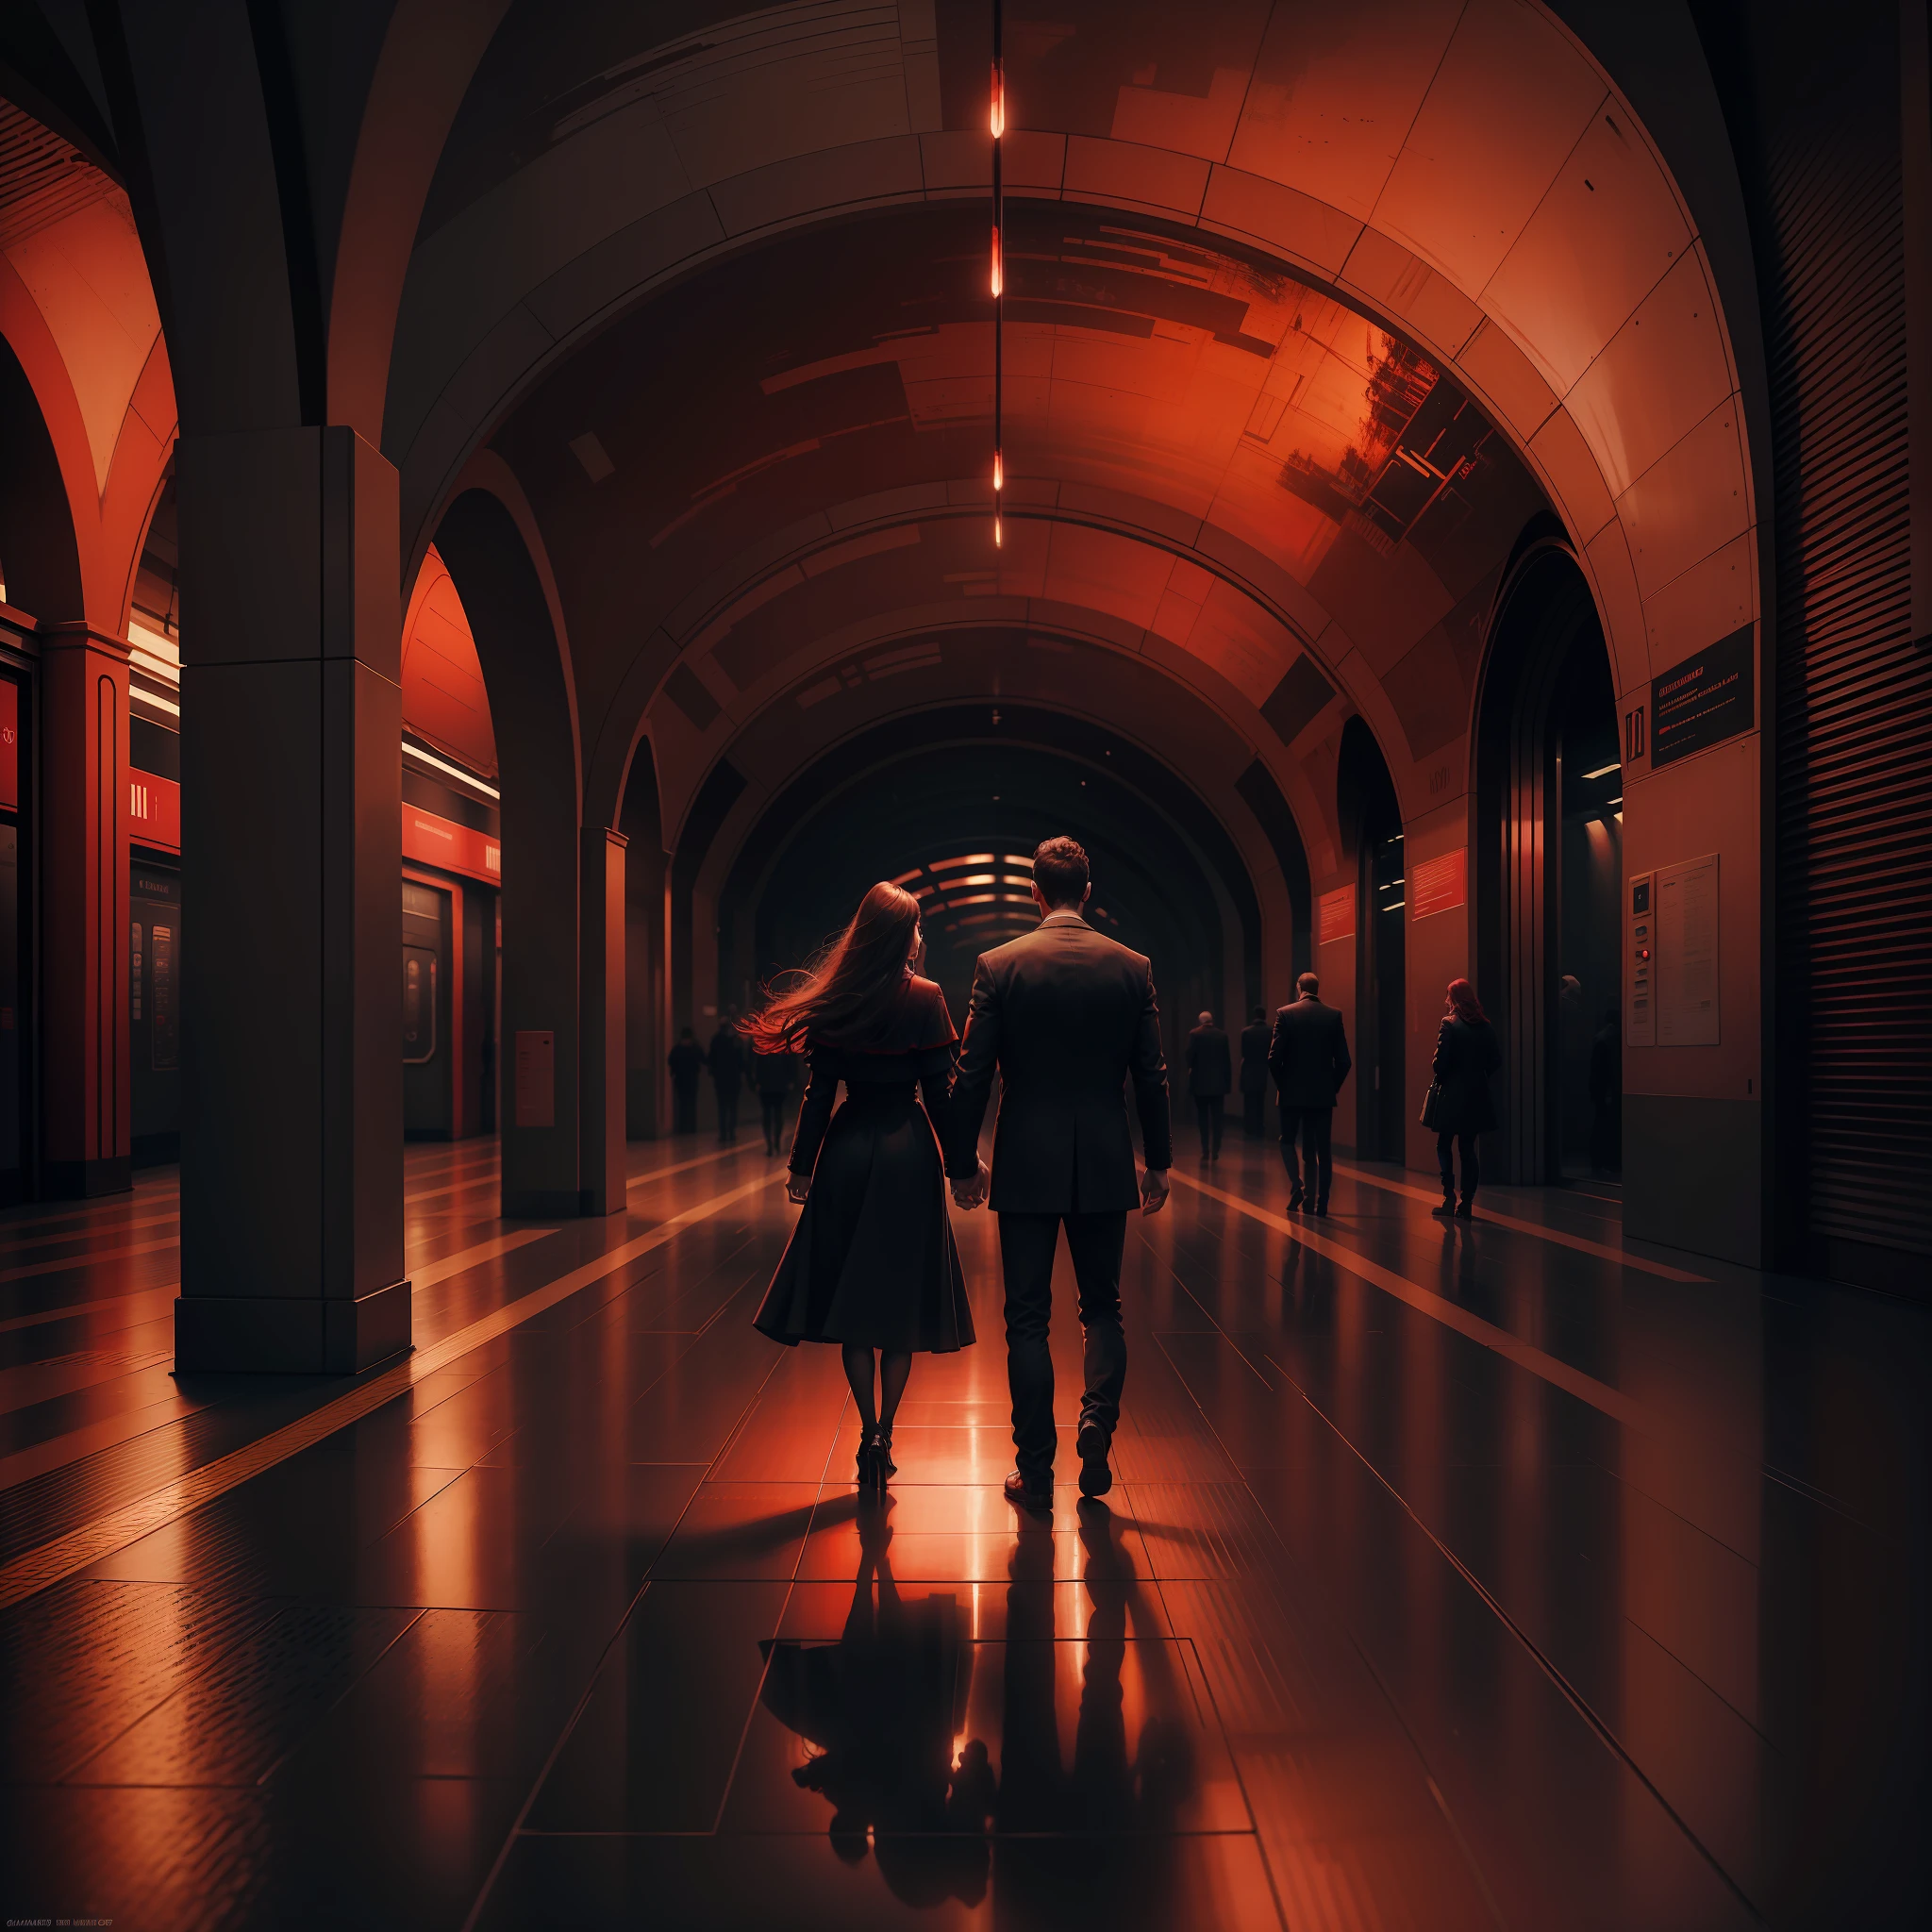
40, 625, 131, 1197
173, 426, 408, 1373
579, 826, 626, 1214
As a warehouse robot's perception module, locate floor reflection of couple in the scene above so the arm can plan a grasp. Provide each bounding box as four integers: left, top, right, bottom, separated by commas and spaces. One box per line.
758, 1493, 1194, 1909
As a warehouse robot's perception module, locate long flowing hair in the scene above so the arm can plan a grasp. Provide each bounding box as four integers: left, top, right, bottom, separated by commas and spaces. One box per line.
1447, 976, 1489, 1025
742, 881, 922, 1051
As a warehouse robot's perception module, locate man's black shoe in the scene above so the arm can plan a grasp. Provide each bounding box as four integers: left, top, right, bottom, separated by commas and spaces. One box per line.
1004, 1470, 1053, 1513
1287, 1188, 1305, 1211
1076, 1424, 1112, 1498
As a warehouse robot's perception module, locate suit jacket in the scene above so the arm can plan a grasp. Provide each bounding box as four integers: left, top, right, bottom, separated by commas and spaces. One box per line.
1268, 996, 1352, 1108
1239, 1022, 1272, 1094
946, 910, 1173, 1213
1186, 1024, 1232, 1097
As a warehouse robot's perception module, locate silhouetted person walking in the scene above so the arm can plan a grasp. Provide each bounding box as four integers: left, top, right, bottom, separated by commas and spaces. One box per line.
1268, 972, 1351, 1214
1239, 1006, 1270, 1137
946, 836, 1172, 1510
751, 1041, 798, 1156
1185, 1010, 1230, 1161
1430, 977, 1501, 1219
667, 1025, 704, 1134
708, 1008, 746, 1142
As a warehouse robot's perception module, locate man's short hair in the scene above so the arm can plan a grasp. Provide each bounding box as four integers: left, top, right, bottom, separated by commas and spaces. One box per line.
1197, 1010, 1213, 1025
1252, 1006, 1266, 1022
1298, 971, 1320, 995
1032, 836, 1090, 908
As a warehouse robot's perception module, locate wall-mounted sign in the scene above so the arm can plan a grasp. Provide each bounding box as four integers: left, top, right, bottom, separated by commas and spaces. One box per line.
1651, 625, 1754, 767
1625, 872, 1655, 1046
1408, 847, 1467, 921
1317, 885, 1356, 945
402, 805, 501, 886
0, 680, 16, 812
1656, 854, 1720, 1045
130, 773, 181, 852
514, 1030, 555, 1128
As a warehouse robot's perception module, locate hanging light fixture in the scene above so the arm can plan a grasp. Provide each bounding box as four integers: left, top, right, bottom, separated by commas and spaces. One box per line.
991, 0, 1004, 547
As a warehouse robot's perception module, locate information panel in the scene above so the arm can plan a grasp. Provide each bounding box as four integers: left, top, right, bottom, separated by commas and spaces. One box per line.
1408, 847, 1467, 921
1656, 855, 1720, 1046
1651, 625, 1753, 767
1317, 886, 1356, 946
1625, 873, 1656, 1047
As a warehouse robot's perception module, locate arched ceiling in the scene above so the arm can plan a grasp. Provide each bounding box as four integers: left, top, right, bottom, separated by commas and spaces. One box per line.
484, 197, 1548, 865
395, 0, 1759, 863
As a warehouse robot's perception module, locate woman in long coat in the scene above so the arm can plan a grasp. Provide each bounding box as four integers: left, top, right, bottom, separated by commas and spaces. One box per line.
746, 881, 980, 1487
1431, 977, 1502, 1219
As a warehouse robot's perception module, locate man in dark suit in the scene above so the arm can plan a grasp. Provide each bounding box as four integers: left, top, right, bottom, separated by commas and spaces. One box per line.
666, 1026, 704, 1134
1239, 1005, 1271, 1137
1267, 971, 1351, 1214
1185, 1010, 1231, 1161
707, 1009, 746, 1143
946, 836, 1173, 1510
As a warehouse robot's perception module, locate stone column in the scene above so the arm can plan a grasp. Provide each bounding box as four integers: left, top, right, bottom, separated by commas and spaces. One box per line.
173, 426, 408, 1373
40, 625, 131, 1197
579, 825, 627, 1214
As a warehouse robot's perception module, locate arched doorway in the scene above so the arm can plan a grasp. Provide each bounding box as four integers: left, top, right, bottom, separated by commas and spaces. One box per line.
1474, 543, 1623, 1188
1338, 719, 1405, 1163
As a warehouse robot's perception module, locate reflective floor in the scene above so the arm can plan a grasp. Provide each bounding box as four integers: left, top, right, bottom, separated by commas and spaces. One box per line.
0, 1134, 1925, 1928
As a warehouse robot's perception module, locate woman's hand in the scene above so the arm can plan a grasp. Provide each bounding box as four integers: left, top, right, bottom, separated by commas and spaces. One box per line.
786, 1173, 811, 1205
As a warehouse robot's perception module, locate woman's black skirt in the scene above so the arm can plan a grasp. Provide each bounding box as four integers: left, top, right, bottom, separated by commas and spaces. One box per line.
754, 1087, 974, 1354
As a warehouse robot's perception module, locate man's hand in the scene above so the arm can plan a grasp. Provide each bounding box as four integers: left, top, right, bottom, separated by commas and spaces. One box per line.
786, 1173, 811, 1205
1140, 1166, 1171, 1216
951, 1157, 990, 1210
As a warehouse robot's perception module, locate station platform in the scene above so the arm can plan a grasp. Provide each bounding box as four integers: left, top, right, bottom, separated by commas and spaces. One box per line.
0, 1137, 1924, 1928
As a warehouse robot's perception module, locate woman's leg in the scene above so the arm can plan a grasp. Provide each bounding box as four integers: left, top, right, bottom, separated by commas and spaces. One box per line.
841, 1343, 877, 1428
1434, 1130, 1457, 1211
1460, 1135, 1480, 1201
877, 1350, 913, 1428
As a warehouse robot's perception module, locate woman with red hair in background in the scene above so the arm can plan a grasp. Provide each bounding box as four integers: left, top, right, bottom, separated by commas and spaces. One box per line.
1431, 977, 1502, 1219
746, 881, 980, 1487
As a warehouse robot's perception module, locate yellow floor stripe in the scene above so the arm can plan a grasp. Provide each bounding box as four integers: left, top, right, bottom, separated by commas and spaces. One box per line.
1327, 1159, 1710, 1282
0, 1168, 773, 1611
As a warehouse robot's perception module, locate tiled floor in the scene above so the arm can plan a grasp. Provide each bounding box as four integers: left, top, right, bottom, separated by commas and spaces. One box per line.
0, 1135, 1926, 1928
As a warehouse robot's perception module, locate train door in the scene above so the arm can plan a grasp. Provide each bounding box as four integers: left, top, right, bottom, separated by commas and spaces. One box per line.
402, 878, 453, 1138
129, 862, 182, 1165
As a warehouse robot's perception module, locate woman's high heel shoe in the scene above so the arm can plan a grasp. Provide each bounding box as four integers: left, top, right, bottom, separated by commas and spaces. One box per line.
874, 1427, 896, 1485
856, 1431, 879, 1489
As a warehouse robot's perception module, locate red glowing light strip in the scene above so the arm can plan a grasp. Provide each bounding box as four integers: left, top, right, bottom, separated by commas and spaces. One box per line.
991, 0, 1003, 547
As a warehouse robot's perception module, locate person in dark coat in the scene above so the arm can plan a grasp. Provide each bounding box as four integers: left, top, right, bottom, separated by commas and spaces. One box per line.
750, 882, 976, 1489
750, 1042, 799, 1156
1239, 1006, 1271, 1137
1430, 977, 1503, 1218
708, 1009, 747, 1142
1185, 1010, 1232, 1161
1267, 972, 1351, 1214
666, 1025, 704, 1134
944, 835, 1172, 1510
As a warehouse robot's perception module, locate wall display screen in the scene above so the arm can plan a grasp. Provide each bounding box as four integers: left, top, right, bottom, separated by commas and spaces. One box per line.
1408, 847, 1467, 921
149, 925, 177, 1070
1625, 873, 1655, 1047
0, 679, 17, 813
1650, 625, 1754, 767
1317, 886, 1357, 945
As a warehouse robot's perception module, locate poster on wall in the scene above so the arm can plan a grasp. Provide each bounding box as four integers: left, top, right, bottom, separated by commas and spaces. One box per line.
1317, 886, 1356, 945
1408, 848, 1467, 920
1656, 855, 1720, 1045
0, 680, 16, 812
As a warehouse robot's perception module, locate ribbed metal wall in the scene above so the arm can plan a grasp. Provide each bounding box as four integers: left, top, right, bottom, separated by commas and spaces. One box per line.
1761, 25, 1932, 1274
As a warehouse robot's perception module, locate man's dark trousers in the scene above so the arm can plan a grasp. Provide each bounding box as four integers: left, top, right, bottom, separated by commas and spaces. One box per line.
1280, 1105, 1334, 1207
1195, 1096, 1224, 1159
998, 1211, 1128, 1488
714, 1084, 740, 1142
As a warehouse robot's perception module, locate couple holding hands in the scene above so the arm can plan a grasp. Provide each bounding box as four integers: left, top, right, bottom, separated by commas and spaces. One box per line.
746, 837, 1172, 1511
